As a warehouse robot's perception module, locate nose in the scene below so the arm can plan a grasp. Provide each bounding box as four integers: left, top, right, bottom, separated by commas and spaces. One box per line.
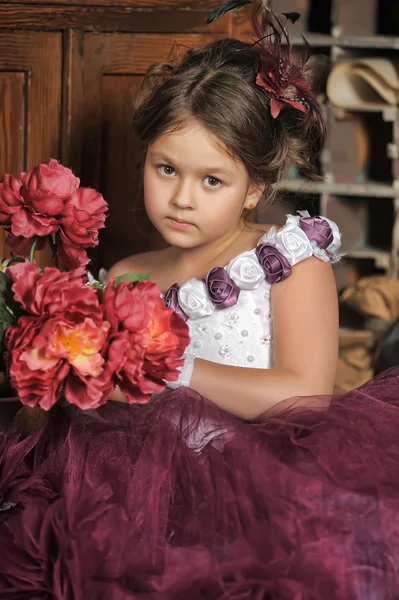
170, 179, 196, 211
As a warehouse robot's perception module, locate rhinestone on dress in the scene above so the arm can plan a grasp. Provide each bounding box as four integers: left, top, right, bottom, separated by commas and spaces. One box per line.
254, 308, 261, 315
193, 341, 202, 349
241, 330, 249, 337
224, 312, 239, 327
196, 325, 208, 336
215, 332, 223, 340
219, 344, 233, 358
247, 355, 255, 363
260, 333, 272, 345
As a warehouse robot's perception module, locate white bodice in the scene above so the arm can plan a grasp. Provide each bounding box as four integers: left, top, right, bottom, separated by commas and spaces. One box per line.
165, 212, 342, 370
185, 278, 274, 369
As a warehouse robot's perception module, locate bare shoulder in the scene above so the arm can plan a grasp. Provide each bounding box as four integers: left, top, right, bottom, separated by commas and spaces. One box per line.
106, 249, 168, 283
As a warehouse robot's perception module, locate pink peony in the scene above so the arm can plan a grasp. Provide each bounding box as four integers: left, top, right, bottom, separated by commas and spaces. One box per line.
58, 187, 108, 268
103, 280, 190, 403
6, 262, 112, 410
0, 174, 23, 225
8, 159, 79, 246
21, 158, 80, 202
0, 159, 107, 269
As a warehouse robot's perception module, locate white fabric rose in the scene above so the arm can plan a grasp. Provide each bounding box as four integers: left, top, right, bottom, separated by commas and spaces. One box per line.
178, 279, 214, 320
275, 215, 313, 265
227, 250, 265, 290
258, 226, 277, 245
323, 217, 344, 263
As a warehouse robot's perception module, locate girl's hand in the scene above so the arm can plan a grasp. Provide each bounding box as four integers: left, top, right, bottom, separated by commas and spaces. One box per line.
109, 385, 129, 403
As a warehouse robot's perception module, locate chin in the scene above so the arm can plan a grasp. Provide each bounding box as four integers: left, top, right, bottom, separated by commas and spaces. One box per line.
162, 232, 199, 249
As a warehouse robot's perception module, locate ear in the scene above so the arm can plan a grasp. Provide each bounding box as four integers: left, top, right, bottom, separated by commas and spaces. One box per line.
244, 181, 266, 211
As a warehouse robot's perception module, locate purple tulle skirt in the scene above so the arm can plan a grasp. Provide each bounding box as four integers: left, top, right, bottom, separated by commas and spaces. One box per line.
1, 367, 399, 599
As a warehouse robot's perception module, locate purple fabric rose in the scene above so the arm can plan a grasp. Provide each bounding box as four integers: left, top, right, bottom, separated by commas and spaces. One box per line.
204, 267, 240, 309
255, 243, 292, 284
164, 283, 188, 322
300, 216, 333, 250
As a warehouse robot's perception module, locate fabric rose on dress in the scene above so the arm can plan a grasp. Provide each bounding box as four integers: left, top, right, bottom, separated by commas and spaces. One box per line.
204, 267, 240, 309
104, 280, 189, 403
274, 215, 313, 265
298, 211, 343, 263
178, 279, 214, 320
6, 262, 113, 411
323, 217, 343, 263
164, 283, 188, 322
58, 187, 108, 269
299, 216, 333, 250
255, 243, 292, 284
227, 250, 265, 290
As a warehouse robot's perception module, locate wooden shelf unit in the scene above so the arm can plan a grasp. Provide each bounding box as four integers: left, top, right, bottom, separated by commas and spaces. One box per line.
277, 30, 399, 279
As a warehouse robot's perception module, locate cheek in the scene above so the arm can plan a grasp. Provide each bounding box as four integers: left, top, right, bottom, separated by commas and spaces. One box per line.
143, 173, 162, 216
206, 190, 245, 223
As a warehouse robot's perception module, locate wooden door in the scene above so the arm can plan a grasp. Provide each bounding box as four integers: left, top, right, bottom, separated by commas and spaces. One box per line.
77, 32, 225, 271
0, 31, 62, 267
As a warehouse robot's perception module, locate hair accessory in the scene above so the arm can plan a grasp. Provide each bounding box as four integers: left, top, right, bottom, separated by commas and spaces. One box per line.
251, 7, 314, 119
207, 1, 301, 25
207, 0, 252, 24
206, 2, 320, 124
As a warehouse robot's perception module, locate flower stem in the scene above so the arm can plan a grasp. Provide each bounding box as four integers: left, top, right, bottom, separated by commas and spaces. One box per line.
29, 238, 39, 263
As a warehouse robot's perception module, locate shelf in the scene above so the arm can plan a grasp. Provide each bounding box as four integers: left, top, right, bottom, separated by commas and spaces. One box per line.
344, 247, 391, 269
279, 179, 399, 198
330, 105, 398, 121
289, 33, 399, 49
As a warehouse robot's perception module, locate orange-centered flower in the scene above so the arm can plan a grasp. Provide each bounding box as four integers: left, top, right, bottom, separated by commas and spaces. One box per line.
22, 318, 110, 378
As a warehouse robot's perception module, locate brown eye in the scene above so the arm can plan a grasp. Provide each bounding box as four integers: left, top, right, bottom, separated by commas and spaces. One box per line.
158, 165, 175, 176
205, 176, 222, 188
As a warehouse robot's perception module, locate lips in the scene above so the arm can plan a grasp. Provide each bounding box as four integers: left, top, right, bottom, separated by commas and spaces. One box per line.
168, 217, 193, 226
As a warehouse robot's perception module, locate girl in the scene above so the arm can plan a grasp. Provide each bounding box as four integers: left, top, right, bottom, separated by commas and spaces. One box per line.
1, 5, 399, 599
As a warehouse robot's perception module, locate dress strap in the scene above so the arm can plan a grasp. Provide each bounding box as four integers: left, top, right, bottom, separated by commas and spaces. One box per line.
255, 212, 343, 284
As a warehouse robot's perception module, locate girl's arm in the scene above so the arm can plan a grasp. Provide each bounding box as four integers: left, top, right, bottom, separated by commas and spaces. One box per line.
189, 257, 339, 420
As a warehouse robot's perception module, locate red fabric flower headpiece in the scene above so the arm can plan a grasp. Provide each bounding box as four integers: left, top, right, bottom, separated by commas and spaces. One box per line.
250, 6, 319, 121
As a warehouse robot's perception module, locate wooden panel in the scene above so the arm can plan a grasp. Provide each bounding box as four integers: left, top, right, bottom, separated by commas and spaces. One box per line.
232, 4, 257, 42
0, 32, 62, 267
0, 72, 25, 259
0, 0, 221, 6
80, 32, 223, 269
0, 72, 25, 178
61, 29, 84, 172
0, 6, 228, 33
101, 75, 150, 268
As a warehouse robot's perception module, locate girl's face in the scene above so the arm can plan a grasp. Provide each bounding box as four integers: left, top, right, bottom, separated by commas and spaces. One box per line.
143, 119, 264, 249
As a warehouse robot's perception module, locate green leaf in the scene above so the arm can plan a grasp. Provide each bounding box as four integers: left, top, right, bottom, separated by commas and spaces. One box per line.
0, 271, 9, 295
114, 272, 152, 287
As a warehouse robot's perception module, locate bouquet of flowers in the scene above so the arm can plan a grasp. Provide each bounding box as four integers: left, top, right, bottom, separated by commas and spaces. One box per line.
0, 159, 189, 410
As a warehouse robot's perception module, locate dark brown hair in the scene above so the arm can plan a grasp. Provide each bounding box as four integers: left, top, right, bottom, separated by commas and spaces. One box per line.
133, 9, 325, 210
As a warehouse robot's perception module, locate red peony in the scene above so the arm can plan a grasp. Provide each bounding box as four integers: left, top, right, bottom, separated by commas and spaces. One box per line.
104, 280, 190, 403
58, 187, 108, 268
6, 262, 113, 410
21, 158, 80, 200
0, 174, 23, 225
0, 159, 107, 268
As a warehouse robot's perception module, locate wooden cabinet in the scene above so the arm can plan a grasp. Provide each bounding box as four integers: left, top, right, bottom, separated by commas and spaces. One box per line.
0, 1, 228, 270
0, 31, 62, 267
79, 32, 224, 268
